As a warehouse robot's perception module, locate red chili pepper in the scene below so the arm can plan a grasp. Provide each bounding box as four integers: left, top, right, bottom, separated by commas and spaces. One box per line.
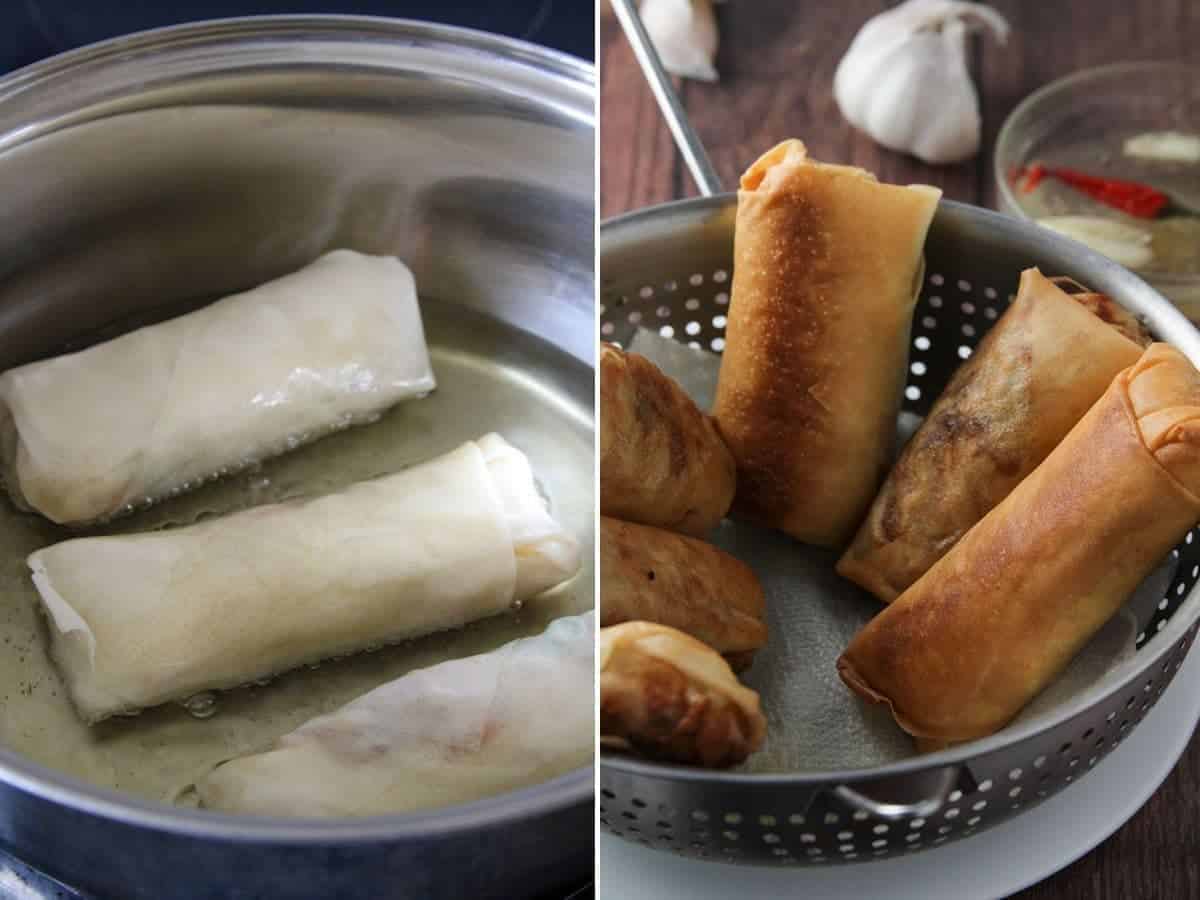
1012, 163, 1168, 219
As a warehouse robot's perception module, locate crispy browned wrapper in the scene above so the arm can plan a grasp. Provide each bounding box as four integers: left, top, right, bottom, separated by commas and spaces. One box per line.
838, 343, 1200, 745
838, 268, 1152, 602
600, 343, 736, 536
713, 140, 941, 548
600, 516, 767, 668
601, 621, 766, 768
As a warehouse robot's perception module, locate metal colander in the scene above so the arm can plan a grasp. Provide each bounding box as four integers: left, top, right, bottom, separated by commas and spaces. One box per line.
600, 0, 1200, 868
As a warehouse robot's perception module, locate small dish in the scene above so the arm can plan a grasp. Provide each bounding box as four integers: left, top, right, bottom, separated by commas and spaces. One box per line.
995, 62, 1200, 320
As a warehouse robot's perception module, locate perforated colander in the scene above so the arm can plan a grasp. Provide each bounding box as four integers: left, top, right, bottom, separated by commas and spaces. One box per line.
600, 0, 1200, 867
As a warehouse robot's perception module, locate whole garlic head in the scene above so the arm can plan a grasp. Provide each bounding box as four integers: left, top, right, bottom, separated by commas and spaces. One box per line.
641, 0, 721, 82
834, 0, 1009, 165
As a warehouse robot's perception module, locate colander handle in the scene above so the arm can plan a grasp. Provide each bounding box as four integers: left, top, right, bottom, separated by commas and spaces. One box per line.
610, 0, 725, 198
832, 766, 963, 821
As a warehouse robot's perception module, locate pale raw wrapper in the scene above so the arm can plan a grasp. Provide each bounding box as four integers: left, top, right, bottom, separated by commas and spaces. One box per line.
629, 332, 1161, 770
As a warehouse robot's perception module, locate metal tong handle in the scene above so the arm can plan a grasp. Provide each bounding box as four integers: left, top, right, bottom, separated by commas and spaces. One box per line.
610, 0, 724, 198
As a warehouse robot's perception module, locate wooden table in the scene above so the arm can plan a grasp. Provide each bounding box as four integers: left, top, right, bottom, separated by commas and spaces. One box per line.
601, 2, 1200, 897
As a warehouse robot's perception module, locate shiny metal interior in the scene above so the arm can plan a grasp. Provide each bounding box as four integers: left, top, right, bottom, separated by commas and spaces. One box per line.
0, 17, 594, 900
599, 195, 1200, 866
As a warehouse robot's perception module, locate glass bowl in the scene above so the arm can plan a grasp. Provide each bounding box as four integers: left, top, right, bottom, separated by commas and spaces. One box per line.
994, 61, 1200, 321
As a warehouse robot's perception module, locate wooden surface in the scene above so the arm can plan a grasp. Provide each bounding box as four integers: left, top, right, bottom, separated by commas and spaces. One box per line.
601, 3, 1200, 898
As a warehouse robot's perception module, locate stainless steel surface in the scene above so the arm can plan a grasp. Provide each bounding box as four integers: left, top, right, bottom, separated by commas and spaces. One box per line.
0, 16, 594, 900
599, 193, 1200, 866
609, 0, 722, 197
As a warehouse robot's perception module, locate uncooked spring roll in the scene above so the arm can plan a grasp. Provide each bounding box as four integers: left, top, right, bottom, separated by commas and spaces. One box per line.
195, 612, 594, 817
30, 434, 579, 723
600, 516, 767, 669
838, 269, 1152, 602
0, 249, 435, 525
839, 343, 1200, 744
600, 343, 735, 536
713, 140, 941, 547
601, 621, 766, 768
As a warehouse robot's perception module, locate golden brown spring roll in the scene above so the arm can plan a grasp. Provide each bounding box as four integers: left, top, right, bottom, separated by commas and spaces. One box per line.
713, 140, 941, 547
600, 343, 735, 536
601, 622, 766, 768
838, 269, 1152, 602
600, 516, 767, 669
838, 343, 1200, 744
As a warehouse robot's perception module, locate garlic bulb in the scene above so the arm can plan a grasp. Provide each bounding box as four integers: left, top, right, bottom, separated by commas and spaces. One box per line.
640, 0, 721, 82
834, 0, 1009, 165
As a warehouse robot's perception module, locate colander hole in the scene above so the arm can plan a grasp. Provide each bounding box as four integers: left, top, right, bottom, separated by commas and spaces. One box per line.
960, 301, 976, 315
711, 337, 725, 351
1193, 565, 1199, 577
978, 780, 993, 792
664, 280, 678, 292
627, 311, 642, 324
688, 341, 701, 349
1089, 756, 1099, 767
911, 361, 927, 376
689, 274, 704, 286
938, 826, 952, 835
1060, 742, 1073, 754
690, 841, 702, 849
763, 833, 781, 844
622, 812, 636, 820
759, 815, 777, 826
934, 836, 948, 845
724, 813, 742, 825
773, 848, 790, 857
984, 306, 998, 320
692, 811, 709, 822
958, 280, 973, 293
1010, 803, 1023, 811
1033, 755, 1047, 768
824, 813, 840, 825
600, 817, 608, 826
838, 843, 854, 853
1106, 711, 1117, 722
1145, 681, 1154, 692
905, 386, 922, 401
873, 824, 889, 835
930, 273, 945, 286
909, 818, 926, 829
629, 826, 640, 834
601, 322, 614, 336
1096, 737, 1106, 749
874, 848, 889, 857
656, 305, 671, 318
1069, 757, 1080, 768
640, 286, 654, 299
872, 839, 887, 849
929, 296, 943, 308
922, 316, 937, 329
713, 315, 727, 328
713, 270, 728, 283
967, 816, 981, 826
685, 321, 701, 336
837, 830, 853, 841
659, 325, 675, 338
599, 304, 605, 316
723, 830, 739, 841
693, 830, 710, 840
1009, 787, 1022, 798
844, 852, 860, 859
962, 324, 976, 337
806, 847, 822, 857
907, 843, 923, 852
905, 833, 920, 843
800, 833, 816, 843
915, 336, 931, 351
656, 821, 671, 829
1178, 583, 1187, 595
948, 791, 963, 803
984, 287, 998, 299
852, 810, 869, 822
1008, 768, 1022, 780
972, 801, 987, 811
632, 798, 646, 808
1189, 531, 1195, 544
715, 292, 729, 305
957, 345, 973, 359
684, 298, 700, 311
944, 808, 960, 819
788, 815, 806, 825
601, 789, 615, 799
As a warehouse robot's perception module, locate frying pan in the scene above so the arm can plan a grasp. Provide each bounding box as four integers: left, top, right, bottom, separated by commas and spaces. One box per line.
0, 16, 594, 899
600, 0, 1200, 866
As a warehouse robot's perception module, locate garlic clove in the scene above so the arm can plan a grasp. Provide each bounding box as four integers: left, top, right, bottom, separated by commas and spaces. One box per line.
834, 0, 1009, 165
640, 0, 720, 83
1124, 131, 1200, 164
1036, 215, 1155, 270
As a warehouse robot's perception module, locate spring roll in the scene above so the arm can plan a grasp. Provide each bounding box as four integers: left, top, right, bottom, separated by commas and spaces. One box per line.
601, 621, 766, 768
195, 612, 594, 817
600, 516, 766, 668
0, 249, 435, 525
713, 140, 941, 547
838, 269, 1152, 602
30, 434, 579, 724
838, 343, 1200, 744
600, 343, 735, 536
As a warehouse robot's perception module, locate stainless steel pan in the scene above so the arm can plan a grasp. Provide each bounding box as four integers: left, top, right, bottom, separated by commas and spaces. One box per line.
600, 0, 1200, 866
0, 16, 594, 899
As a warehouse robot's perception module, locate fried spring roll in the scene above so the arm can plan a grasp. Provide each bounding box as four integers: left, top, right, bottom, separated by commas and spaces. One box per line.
601, 622, 766, 768
713, 140, 941, 547
838, 343, 1200, 744
600, 343, 735, 536
599, 516, 767, 668
838, 269, 1152, 602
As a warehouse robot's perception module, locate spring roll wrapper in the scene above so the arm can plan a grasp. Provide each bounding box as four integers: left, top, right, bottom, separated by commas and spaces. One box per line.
838, 343, 1200, 744
713, 140, 941, 547
600, 621, 766, 768
195, 611, 594, 817
29, 434, 580, 723
838, 268, 1152, 602
600, 343, 735, 536
599, 515, 767, 666
0, 249, 435, 525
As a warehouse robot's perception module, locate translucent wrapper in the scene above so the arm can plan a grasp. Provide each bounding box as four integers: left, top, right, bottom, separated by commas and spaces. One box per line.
0, 249, 435, 525
839, 268, 1152, 602
600, 621, 766, 769
713, 140, 940, 547
29, 434, 580, 723
194, 612, 594, 817
840, 343, 1200, 744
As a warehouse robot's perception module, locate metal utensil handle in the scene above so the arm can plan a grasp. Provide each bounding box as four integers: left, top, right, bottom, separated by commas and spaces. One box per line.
832, 767, 962, 821
610, 0, 724, 197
